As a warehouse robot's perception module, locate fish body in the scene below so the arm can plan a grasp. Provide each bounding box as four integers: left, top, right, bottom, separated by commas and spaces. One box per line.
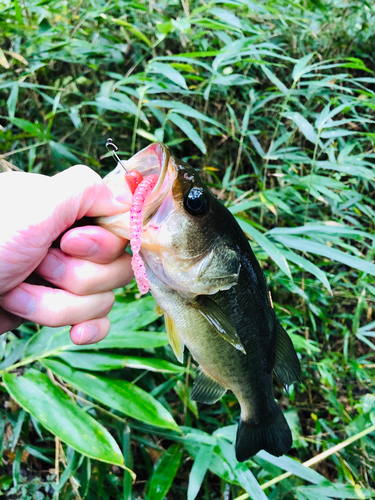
98, 143, 301, 461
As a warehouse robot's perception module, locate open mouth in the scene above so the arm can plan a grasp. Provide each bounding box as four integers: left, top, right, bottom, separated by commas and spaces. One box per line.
98, 142, 176, 239
105, 143, 170, 206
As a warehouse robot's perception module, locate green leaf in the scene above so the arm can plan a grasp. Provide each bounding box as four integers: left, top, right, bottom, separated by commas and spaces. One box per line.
284, 112, 317, 143
12, 446, 22, 487
289, 333, 321, 354
90, 96, 139, 116
10, 118, 45, 138
23, 323, 168, 361
146, 99, 224, 128
273, 235, 375, 277
343, 57, 372, 73
241, 104, 251, 136
108, 295, 159, 330
261, 66, 288, 94
49, 141, 80, 162
315, 102, 349, 130
13, 0, 23, 23
320, 129, 356, 139
3, 369, 124, 466
187, 444, 214, 500
210, 7, 242, 29
211, 74, 255, 86
24, 326, 70, 359
7, 84, 18, 119
292, 53, 315, 82
110, 16, 152, 46
23, 445, 54, 464
147, 443, 183, 500
56, 352, 184, 373
280, 248, 332, 294
218, 439, 268, 500
42, 359, 179, 431
296, 484, 375, 499
236, 218, 292, 279
69, 330, 169, 351
257, 451, 328, 484
268, 223, 375, 242
169, 113, 206, 154
149, 62, 188, 89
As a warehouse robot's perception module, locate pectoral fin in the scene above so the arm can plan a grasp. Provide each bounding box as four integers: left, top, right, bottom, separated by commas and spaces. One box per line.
191, 367, 227, 404
164, 313, 185, 363
192, 296, 246, 354
273, 322, 301, 386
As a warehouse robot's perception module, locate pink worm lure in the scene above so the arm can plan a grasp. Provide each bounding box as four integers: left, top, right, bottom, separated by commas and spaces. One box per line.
129, 174, 159, 294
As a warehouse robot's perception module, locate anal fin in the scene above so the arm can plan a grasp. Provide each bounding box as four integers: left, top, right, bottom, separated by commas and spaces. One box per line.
273, 322, 301, 386
191, 367, 226, 404
164, 313, 185, 364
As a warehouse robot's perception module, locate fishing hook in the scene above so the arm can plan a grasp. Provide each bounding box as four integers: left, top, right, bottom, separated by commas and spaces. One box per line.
105, 138, 129, 173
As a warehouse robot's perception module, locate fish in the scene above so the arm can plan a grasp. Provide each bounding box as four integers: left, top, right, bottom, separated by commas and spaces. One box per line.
98, 142, 301, 461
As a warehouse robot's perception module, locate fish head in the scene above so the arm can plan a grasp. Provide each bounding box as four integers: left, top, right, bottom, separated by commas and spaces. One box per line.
98, 143, 240, 297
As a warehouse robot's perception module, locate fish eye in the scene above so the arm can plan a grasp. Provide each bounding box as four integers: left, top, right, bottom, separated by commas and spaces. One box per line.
184, 187, 209, 216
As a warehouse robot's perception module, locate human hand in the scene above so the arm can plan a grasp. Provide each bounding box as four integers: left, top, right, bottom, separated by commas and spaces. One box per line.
0, 165, 133, 343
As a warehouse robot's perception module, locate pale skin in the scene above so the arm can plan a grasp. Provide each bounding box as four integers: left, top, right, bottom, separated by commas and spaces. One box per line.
0, 165, 133, 344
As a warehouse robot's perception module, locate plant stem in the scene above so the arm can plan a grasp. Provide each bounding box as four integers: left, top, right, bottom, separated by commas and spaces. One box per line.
263, 82, 297, 190
303, 130, 321, 225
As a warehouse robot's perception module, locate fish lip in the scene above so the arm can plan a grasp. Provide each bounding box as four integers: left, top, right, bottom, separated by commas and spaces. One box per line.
102, 142, 172, 205
124, 142, 170, 187
98, 142, 176, 237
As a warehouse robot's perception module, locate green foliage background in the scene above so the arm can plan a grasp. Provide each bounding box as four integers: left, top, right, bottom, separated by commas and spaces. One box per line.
1, 0, 375, 498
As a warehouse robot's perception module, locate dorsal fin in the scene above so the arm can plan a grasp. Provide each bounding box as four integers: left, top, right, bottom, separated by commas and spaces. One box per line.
164, 313, 185, 363
273, 322, 301, 386
191, 367, 227, 404
192, 296, 246, 354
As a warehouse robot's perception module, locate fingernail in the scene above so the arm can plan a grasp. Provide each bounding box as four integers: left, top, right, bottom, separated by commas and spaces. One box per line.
38, 253, 65, 281
2, 288, 37, 316
76, 324, 99, 345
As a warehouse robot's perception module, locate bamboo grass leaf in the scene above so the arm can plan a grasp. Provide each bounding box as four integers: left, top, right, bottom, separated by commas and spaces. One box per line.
187, 444, 215, 500
147, 444, 183, 500
261, 66, 288, 94
273, 235, 375, 276
168, 113, 206, 153
42, 359, 180, 431
284, 112, 318, 143
4, 369, 125, 467
236, 219, 292, 279
280, 248, 332, 294
149, 62, 188, 89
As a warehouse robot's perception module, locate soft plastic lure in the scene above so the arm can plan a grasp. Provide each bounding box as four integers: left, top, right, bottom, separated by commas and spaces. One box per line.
129, 174, 159, 294
105, 138, 158, 294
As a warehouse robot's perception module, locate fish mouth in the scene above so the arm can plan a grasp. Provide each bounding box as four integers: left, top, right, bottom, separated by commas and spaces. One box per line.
97, 142, 176, 239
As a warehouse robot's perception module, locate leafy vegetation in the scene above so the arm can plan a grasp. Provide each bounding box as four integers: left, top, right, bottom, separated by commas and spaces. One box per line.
1, 0, 375, 498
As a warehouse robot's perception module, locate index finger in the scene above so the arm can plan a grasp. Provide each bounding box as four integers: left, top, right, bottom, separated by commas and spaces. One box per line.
61, 226, 128, 264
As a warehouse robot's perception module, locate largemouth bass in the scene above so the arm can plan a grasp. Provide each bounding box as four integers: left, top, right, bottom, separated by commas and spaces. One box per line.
98, 142, 301, 461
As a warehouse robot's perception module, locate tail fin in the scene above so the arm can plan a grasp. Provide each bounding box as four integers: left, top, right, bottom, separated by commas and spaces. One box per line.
235, 406, 292, 462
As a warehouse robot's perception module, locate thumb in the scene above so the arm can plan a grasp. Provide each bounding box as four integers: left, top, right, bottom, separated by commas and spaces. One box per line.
0, 166, 128, 254
48, 165, 128, 237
